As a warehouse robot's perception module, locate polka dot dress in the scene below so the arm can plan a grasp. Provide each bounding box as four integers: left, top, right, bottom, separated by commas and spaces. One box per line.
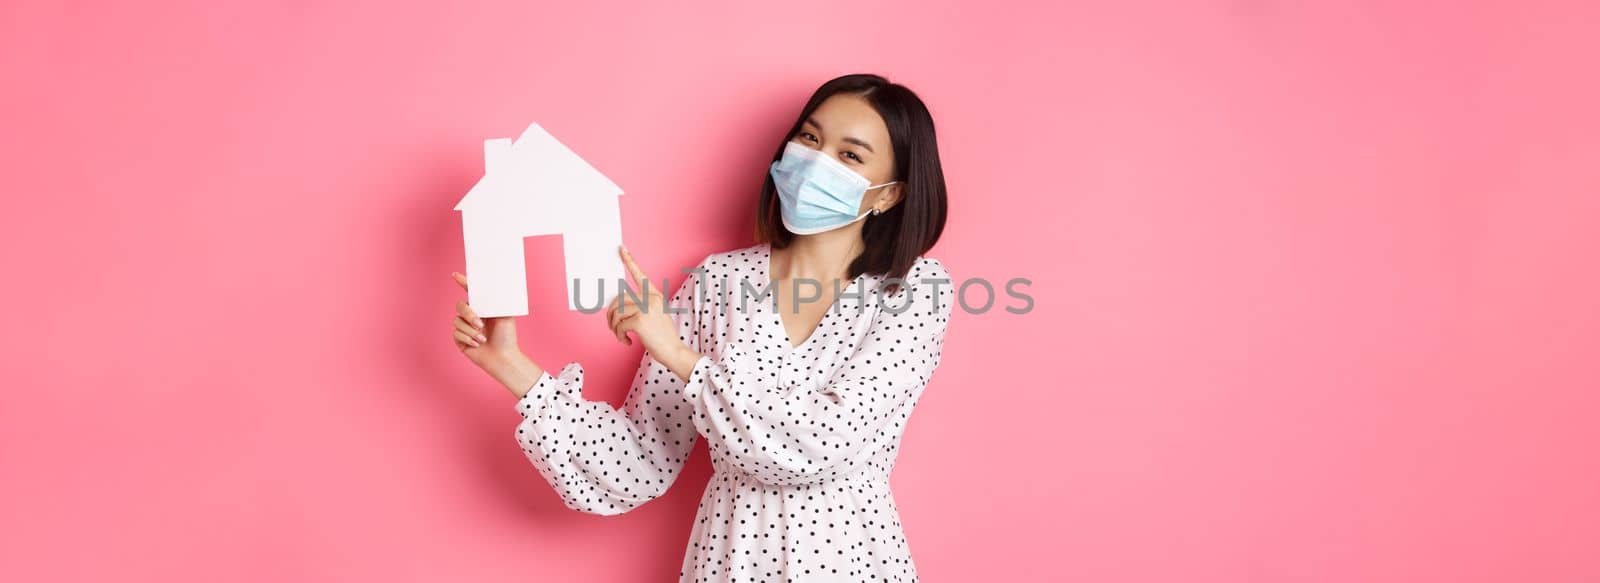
513, 241, 954, 582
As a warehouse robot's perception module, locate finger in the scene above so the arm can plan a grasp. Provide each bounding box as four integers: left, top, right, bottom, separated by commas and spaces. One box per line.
614, 292, 639, 322
610, 305, 640, 344
604, 296, 624, 342
614, 310, 639, 332
456, 301, 484, 330
454, 329, 481, 348
613, 318, 634, 346
618, 245, 650, 289
452, 271, 468, 291
455, 317, 487, 342
608, 298, 631, 335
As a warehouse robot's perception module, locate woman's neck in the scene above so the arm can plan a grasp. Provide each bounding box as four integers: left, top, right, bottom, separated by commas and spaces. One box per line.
773, 230, 863, 282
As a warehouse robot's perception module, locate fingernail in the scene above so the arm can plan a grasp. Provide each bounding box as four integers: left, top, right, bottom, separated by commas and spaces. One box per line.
477, 334, 486, 342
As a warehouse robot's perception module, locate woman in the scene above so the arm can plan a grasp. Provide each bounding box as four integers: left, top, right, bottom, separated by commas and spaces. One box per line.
450, 73, 952, 581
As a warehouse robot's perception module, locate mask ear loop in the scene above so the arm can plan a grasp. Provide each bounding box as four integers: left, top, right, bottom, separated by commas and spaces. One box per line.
865, 180, 901, 216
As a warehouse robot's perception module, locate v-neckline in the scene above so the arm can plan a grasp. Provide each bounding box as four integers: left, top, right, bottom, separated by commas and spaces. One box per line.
761, 242, 865, 351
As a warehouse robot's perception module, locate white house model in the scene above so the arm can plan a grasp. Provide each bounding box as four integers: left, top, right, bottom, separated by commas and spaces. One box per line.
454, 121, 626, 317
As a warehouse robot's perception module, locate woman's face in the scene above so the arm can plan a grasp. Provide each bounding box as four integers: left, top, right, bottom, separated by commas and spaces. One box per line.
788, 93, 903, 214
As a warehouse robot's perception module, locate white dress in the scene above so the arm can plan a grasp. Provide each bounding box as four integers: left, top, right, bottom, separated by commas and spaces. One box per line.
512, 241, 954, 582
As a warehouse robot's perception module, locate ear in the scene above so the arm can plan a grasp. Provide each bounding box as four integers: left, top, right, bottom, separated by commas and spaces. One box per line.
874, 182, 906, 212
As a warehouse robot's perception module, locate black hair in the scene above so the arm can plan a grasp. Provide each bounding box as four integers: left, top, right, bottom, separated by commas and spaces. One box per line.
754, 73, 949, 296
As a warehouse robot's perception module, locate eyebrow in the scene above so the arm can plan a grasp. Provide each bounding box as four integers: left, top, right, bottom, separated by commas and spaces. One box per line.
805, 116, 876, 154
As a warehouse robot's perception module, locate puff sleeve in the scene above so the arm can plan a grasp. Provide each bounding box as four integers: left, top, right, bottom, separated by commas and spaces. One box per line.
680, 258, 953, 486
511, 268, 704, 515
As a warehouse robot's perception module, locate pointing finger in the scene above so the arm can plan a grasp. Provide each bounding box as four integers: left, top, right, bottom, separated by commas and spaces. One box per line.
619, 244, 649, 288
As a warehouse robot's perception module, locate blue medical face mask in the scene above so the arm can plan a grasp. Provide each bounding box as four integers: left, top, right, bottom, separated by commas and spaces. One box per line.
769, 141, 900, 235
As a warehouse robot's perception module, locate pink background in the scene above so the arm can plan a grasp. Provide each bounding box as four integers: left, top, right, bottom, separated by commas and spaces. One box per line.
3, 1, 1597, 581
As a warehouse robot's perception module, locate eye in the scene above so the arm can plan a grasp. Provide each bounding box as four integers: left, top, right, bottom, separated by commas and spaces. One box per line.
842, 151, 862, 163
799, 132, 819, 142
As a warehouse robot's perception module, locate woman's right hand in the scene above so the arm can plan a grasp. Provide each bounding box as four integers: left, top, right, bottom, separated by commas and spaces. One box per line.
451, 271, 521, 370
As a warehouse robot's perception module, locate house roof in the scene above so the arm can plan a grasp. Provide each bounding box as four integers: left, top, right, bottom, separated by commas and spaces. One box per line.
454, 121, 623, 212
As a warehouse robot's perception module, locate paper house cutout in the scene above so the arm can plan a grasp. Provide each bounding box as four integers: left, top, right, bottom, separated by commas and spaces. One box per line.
454, 121, 626, 317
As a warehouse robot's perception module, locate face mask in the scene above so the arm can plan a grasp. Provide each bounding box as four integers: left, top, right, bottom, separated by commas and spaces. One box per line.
769, 141, 900, 235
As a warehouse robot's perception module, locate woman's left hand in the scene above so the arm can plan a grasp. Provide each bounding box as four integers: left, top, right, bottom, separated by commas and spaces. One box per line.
608, 245, 689, 363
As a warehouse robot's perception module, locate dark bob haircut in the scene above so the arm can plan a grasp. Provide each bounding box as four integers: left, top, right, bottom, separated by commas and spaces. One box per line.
754, 73, 948, 296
